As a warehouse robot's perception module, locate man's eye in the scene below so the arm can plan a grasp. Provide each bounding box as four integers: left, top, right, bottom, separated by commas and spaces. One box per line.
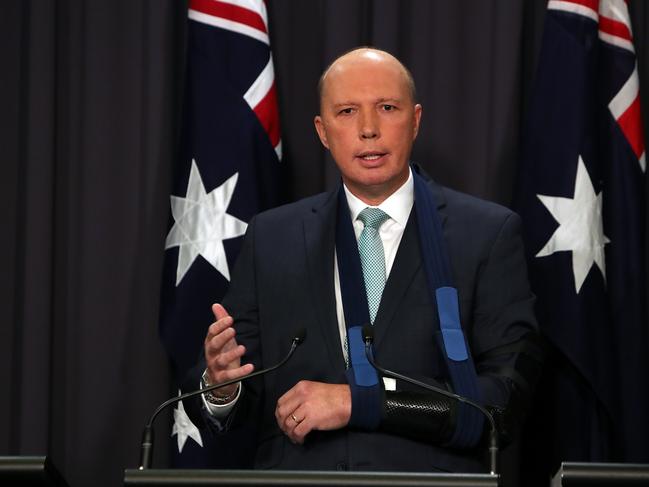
339, 108, 354, 115
382, 104, 395, 111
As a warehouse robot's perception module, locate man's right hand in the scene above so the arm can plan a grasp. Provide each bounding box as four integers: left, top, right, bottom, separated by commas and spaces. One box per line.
204, 303, 254, 397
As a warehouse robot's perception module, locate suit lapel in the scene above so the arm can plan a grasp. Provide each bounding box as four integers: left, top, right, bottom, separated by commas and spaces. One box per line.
303, 191, 345, 369
414, 162, 449, 227
427, 176, 448, 227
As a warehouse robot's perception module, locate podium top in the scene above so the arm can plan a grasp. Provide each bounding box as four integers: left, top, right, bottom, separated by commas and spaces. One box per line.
124, 469, 499, 487
0, 456, 68, 487
552, 462, 649, 486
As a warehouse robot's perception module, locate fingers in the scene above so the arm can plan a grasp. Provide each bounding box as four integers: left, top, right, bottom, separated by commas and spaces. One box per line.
275, 381, 312, 444
276, 381, 306, 424
206, 306, 234, 344
276, 402, 309, 444
205, 303, 238, 360
211, 362, 255, 384
205, 326, 237, 357
208, 343, 245, 368
275, 386, 298, 439
212, 303, 230, 321
287, 406, 309, 444
204, 303, 249, 386
275, 382, 352, 444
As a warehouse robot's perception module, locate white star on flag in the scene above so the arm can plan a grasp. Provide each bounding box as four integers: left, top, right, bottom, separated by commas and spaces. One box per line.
165, 159, 248, 285
171, 397, 203, 453
536, 155, 610, 293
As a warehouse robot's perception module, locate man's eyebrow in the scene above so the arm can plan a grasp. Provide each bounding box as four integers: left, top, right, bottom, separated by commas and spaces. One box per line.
332, 97, 402, 108
376, 97, 402, 104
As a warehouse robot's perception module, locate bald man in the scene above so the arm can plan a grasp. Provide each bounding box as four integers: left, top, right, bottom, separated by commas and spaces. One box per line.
193, 48, 540, 473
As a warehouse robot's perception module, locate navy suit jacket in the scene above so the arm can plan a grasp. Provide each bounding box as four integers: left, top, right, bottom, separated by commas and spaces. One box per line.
209, 173, 537, 473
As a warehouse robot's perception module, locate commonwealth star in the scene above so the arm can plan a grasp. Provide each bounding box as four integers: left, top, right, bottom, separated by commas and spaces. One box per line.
165, 160, 247, 285
171, 398, 203, 453
536, 155, 610, 293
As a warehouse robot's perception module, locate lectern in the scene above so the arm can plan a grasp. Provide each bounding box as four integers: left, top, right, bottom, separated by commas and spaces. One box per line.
124, 469, 498, 486
0, 456, 69, 487
551, 462, 649, 486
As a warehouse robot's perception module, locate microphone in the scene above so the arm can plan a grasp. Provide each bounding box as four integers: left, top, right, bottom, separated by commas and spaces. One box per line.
138, 328, 306, 470
361, 325, 499, 476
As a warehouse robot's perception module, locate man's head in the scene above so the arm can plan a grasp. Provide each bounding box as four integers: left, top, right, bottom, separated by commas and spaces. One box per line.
314, 47, 422, 205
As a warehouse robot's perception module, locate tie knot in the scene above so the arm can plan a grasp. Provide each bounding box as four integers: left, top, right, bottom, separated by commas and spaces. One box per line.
358, 207, 390, 230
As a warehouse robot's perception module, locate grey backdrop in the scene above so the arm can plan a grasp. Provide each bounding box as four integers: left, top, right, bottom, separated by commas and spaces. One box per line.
1, 1, 647, 487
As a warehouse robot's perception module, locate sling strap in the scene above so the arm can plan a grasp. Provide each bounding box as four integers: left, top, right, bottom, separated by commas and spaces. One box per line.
336, 189, 383, 430
413, 166, 484, 448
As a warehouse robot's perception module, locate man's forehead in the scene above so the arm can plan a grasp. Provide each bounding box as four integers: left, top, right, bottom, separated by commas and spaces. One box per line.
325, 61, 404, 93
319, 49, 414, 104
327, 50, 401, 80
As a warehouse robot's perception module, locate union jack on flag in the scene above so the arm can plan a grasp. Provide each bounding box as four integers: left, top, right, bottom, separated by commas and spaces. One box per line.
516, 0, 648, 479
159, 0, 282, 467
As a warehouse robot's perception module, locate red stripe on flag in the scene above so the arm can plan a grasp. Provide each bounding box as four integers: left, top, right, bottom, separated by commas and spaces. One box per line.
599, 16, 632, 42
562, 0, 599, 11
617, 95, 646, 160
190, 0, 267, 34
253, 83, 281, 149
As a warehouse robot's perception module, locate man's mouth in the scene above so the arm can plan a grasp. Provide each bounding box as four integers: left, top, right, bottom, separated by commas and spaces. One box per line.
356, 151, 387, 161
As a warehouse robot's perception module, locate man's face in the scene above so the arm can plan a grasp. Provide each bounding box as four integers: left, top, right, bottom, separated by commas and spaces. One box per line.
314, 51, 422, 205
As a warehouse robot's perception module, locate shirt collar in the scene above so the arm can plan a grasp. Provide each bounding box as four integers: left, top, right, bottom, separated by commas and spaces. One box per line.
343, 168, 414, 226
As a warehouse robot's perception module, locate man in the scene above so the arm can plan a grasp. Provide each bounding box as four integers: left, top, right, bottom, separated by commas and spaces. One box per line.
194, 48, 540, 472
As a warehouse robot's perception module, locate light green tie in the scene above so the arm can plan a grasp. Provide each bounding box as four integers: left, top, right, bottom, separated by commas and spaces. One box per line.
357, 207, 390, 324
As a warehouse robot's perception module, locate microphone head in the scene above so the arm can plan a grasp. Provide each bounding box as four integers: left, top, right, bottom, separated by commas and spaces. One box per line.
292, 327, 307, 345
362, 324, 374, 344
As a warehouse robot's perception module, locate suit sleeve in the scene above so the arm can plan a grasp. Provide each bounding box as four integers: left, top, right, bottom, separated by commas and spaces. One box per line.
219, 216, 265, 430
470, 211, 543, 442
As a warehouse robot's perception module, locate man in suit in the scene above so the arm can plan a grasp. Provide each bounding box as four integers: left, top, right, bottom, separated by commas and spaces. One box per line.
197, 47, 540, 472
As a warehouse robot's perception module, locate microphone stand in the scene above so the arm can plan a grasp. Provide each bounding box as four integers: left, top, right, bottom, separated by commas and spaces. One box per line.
138, 331, 305, 470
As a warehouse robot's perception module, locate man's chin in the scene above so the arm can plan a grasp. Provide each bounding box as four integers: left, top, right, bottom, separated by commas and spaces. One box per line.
343, 172, 407, 204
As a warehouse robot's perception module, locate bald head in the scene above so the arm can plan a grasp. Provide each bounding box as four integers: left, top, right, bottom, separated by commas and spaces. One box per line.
317, 48, 417, 109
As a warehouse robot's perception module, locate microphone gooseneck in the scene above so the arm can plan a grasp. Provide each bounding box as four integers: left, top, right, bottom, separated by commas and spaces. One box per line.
138, 329, 306, 470
361, 325, 498, 476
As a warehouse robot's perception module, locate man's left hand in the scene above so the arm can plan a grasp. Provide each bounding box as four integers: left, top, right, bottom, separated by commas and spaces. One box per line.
275, 381, 351, 444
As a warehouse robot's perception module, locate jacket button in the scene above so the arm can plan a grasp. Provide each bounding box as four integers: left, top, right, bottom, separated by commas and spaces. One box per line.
336, 462, 347, 471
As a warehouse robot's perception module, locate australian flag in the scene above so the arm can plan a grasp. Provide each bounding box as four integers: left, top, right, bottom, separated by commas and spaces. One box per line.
159, 0, 281, 467
515, 0, 647, 480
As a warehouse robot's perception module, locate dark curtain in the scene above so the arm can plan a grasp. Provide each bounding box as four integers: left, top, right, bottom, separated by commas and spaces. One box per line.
0, 1, 186, 486
1, 1, 647, 487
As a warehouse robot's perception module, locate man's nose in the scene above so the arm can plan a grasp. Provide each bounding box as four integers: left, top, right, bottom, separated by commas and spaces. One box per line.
359, 110, 379, 139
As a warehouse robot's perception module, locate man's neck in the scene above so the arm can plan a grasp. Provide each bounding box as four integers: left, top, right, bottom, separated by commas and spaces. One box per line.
343, 169, 414, 226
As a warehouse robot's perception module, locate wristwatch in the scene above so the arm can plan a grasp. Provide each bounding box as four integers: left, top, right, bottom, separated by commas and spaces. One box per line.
201, 369, 239, 405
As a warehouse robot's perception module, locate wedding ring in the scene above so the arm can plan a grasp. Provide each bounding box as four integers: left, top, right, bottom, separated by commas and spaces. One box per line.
291, 413, 302, 424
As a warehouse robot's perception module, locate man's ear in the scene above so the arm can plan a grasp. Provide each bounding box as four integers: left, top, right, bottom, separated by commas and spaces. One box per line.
314, 115, 330, 149
412, 104, 423, 140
